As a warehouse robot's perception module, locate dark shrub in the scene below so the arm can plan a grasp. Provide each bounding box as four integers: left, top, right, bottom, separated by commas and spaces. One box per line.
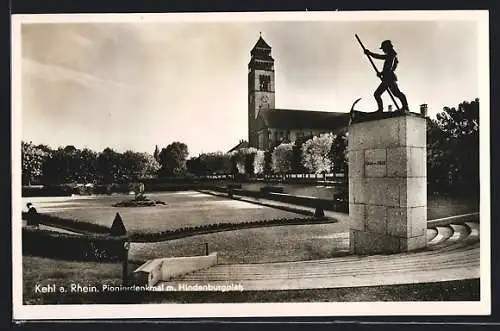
71, 185, 94, 196
22, 185, 73, 197
22, 228, 125, 261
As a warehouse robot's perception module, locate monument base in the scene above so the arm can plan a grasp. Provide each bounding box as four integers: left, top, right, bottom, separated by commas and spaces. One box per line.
350, 230, 427, 255
347, 111, 427, 255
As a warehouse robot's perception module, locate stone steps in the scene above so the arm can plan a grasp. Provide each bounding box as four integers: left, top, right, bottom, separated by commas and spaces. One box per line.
163, 221, 480, 290
426, 228, 438, 241
167, 264, 481, 291
179, 247, 478, 280
427, 226, 454, 245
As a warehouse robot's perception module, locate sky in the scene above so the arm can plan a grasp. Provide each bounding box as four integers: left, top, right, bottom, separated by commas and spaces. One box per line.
19, 14, 482, 157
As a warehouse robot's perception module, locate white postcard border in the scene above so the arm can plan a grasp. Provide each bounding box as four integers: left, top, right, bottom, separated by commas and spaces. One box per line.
11, 10, 491, 320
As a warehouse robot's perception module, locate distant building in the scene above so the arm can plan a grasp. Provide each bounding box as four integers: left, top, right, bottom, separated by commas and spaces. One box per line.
227, 139, 249, 153
247, 36, 350, 150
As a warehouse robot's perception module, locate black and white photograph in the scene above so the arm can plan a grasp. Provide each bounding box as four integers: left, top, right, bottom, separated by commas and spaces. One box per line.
11, 10, 490, 319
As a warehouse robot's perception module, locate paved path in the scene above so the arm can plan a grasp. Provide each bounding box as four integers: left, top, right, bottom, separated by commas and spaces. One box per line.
159, 221, 479, 290
199, 189, 351, 224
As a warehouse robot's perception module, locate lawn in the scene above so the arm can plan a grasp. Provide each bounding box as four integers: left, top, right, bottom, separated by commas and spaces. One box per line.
21, 191, 304, 233
427, 194, 479, 220
128, 222, 349, 264
21, 189, 479, 265
22, 256, 142, 305
21, 188, 479, 234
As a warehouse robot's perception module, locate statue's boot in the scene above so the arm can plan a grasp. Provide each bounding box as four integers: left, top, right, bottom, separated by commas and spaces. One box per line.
400, 105, 409, 113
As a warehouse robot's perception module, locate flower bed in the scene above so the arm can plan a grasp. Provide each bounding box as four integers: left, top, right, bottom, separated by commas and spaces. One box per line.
128, 216, 334, 242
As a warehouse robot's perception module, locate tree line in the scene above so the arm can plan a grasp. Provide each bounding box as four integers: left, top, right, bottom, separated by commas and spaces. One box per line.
426, 98, 479, 194
21, 142, 188, 185
22, 98, 479, 195
185, 133, 347, 177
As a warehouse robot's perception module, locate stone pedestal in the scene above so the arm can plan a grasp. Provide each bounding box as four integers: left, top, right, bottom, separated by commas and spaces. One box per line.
347, 112, 427, 254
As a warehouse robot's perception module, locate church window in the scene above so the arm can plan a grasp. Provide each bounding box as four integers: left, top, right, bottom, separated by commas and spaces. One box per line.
259, 75, 271, 91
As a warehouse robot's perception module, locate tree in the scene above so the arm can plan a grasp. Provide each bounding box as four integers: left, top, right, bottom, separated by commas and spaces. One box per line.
96, 148, 126, 183
228, 147, 258, 175
242, 147, 258, 175
122, 151, 143, 181
329, 132, 348, 174
272, 143, 294, 174
228, 150, 244, 175
187, 156, 204, 175
264, 150, 273, 175
153, 145, 160, 162
291, 136, 311, 174
41, 146, 99, 184
41, 147, 67, 184
122, 151, 160, 181
75, 148, 98, 183
220, 152, 232, 175
158, 142, 189, 176
429, 98, 479, 194
301, 133, 334, 174
22, 141, 48, 185
200, 152, 229, 175
435, 99, 479, 138
138, 153, 161, 179
189, 152, 234, 176
253, 150, 266, 176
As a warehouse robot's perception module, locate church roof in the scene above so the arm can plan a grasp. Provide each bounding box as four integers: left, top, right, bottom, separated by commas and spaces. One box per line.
227, 140, 249, 153
256, 109, 350, 131
252, 36, 271, 50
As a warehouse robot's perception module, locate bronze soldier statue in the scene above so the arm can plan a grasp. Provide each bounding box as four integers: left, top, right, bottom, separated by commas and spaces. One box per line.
364, 40, 409, 113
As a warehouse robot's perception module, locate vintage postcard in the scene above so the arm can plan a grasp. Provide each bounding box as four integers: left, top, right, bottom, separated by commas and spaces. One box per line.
12, 10, 490, 320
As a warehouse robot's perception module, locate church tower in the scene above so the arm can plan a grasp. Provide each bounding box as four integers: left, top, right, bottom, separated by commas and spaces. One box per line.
248, 35, 275, 148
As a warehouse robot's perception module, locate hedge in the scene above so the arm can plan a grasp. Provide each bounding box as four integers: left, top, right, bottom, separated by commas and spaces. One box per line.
260, 186, 285, 193
22, 227, 127, 262
22, 212, 110, 234
22, 185, 73, 197
144, 183, 216, 192
129, 216, 335, 243
22, 182, 223, 197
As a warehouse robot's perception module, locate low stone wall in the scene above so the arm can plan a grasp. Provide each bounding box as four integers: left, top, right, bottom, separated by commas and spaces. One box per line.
427, 212, 480, 228
212, 186, 348, 213
132, 253, 218, 287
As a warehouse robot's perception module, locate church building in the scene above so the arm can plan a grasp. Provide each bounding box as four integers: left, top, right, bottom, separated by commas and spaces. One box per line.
247, 36, 350, 150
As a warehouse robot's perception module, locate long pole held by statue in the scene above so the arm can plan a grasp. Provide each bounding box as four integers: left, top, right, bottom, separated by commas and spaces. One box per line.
355, 34, 400, 111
